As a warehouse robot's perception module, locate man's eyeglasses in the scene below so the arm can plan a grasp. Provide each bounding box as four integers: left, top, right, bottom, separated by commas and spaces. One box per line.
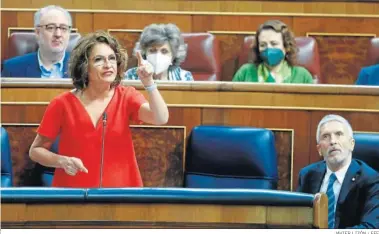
37, 24, 72, 33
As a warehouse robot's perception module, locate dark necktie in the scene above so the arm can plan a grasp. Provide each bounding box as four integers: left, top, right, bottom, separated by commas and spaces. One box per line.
327, 173, 337, 229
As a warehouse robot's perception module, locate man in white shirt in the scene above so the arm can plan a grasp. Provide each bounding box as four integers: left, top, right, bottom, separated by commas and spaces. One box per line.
297, 114, 379, 229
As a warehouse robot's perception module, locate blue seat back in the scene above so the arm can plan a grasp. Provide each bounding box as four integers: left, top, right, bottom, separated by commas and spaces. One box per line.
353, 132, 379, 172
33, 136, 59, 187
185, 126, 278, 189
1, 127, 13, 187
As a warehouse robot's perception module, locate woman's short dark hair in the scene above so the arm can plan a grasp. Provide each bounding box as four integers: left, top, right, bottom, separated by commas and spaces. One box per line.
252, 20, 298, 67
69, 30, 127, 90
136, 23, 187, 67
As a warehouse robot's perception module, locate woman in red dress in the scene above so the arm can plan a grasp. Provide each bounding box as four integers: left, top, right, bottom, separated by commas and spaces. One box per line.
29, 31, 169, 188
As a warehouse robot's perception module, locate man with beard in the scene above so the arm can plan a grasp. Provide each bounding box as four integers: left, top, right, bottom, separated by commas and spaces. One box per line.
2, 5, 72, 78
297, 114, 379, 229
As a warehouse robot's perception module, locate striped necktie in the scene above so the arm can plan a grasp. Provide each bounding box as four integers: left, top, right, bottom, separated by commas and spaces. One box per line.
327, 173, 337, 229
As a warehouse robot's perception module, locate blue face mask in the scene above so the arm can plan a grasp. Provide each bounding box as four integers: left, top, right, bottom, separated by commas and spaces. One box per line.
260, 48, 285, 67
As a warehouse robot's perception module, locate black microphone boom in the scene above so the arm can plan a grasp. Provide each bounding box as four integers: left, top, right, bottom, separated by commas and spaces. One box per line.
99, 112, 107, 187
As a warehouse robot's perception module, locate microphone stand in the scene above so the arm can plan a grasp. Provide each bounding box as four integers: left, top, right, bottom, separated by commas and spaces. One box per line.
99, 112, 107, 188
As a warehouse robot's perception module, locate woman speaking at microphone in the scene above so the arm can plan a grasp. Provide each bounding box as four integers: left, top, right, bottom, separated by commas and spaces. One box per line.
29, 31, 169, 188
125, 23, 194, 81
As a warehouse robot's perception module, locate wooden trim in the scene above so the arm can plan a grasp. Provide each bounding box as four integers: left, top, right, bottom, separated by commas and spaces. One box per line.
313, 193, 328, 229
306, 32, 377, 37
2, 8, 379, 18
2, 79, 379, 96
0, 220, 266, 228
2, 102, 379, 113
208, 31, 256, 35
354, 131, 379, 134
167, 105, 379, 113
1, 203, 315, 228
107, 29, 143, 33
268, 128, 295, 191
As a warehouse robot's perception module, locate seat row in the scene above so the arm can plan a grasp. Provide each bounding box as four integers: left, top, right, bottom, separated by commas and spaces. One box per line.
2, 126, 379, 188
5, 31, 379, 82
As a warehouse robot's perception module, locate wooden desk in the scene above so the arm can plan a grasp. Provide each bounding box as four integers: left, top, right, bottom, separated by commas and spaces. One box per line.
1, 192, 328, 229
2, 79, 379, 190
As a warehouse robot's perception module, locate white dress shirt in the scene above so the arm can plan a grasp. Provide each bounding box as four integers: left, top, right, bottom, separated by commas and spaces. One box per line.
319, 160, 351, 211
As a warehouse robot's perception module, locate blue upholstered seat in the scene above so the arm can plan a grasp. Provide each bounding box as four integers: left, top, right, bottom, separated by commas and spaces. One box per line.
353, 132, 379, 172
1, 127, 13, 187
86, 188, 313, 206
184, 126, 278, 189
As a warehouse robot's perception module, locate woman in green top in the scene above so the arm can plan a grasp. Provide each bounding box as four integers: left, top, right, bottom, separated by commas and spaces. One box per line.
233, 20, 313, 84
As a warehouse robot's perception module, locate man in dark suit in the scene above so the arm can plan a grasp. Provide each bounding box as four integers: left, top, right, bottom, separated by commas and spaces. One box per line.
356, 64, 379, 86
297, 114, 379, 229
2, 5, 72, 78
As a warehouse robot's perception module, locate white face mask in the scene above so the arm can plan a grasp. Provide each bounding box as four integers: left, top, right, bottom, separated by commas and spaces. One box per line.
146, 53, 172, 74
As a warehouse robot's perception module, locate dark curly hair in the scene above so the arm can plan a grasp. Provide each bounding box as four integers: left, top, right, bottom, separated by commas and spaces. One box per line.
69, 30, 128, 90
252, 20, 298, 67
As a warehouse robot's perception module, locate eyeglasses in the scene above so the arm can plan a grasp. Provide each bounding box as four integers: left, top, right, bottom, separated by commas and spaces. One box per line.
92, 55, 118, 67
37, 24, 72, 33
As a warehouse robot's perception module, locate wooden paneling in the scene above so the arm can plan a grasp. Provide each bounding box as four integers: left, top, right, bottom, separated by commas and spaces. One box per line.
312, 35, 374, 84
293, 17, 379, 36
93, 13, 192, 32
210, 33, 246, 81
1, 201, 324, 228
2, 11, 18, 60
168, 107, 202, 136
109, 30, 142, 69
74, 13, 94, 35
2, 0, 379, 15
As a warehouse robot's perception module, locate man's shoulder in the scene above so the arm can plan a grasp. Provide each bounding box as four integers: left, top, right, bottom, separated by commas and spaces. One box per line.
353, 159, 379, 178
3, 52, 38, 67
361, 64, 379, 75
299, 160, 325, 175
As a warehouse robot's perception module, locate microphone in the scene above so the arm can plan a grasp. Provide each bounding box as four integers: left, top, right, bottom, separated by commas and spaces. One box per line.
99, 112, 107, 188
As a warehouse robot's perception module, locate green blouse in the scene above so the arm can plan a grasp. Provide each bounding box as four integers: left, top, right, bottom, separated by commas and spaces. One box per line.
233, 63, 314, 84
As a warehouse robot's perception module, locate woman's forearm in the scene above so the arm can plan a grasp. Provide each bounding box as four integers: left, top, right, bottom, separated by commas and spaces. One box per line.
146, 87, 169, 125
29, 147, 67, 168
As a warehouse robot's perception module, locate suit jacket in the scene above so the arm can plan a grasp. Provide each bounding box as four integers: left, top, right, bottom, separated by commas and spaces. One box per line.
1, 52, 70, 78
297, 159, 379, 229
356, 64, 379, 86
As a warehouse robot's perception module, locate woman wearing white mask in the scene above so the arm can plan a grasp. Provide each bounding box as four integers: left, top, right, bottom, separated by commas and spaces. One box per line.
125, 23, 194, 81
233, 20, 313, 84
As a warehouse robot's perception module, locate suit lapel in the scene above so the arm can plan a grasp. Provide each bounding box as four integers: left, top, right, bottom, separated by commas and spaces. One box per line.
334, 160, 360, 228
310, 162, 327, 194
337, 160, 360, 204
26, 53, 42, 78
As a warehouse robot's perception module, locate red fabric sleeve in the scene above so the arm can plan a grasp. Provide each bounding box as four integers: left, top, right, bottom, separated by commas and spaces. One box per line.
127, 87, 147, 122
37, 97, 64, 140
